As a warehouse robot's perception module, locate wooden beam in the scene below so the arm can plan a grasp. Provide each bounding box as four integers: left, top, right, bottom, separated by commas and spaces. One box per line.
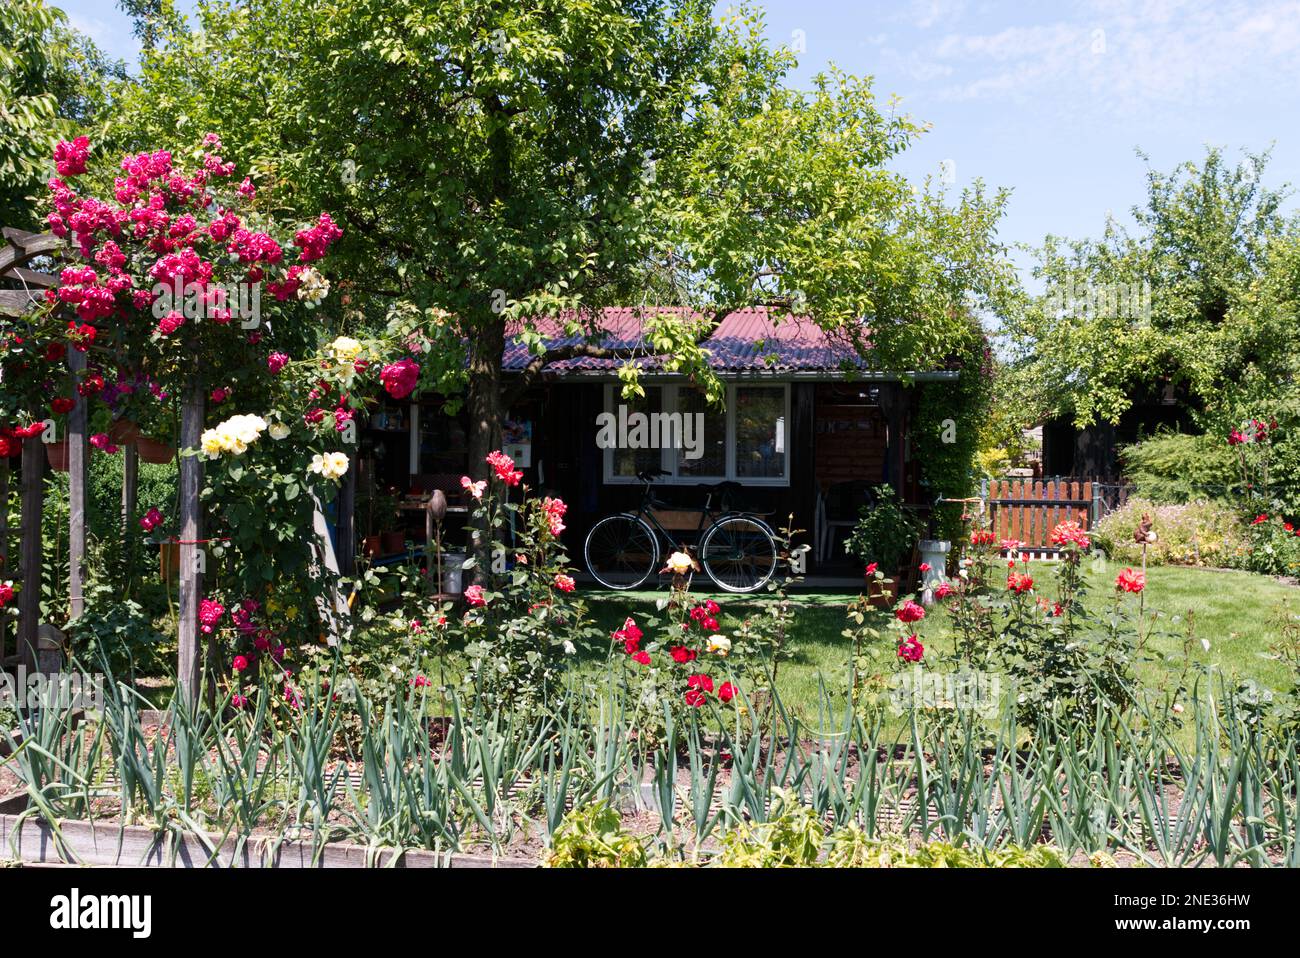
177, 380, 205, 704
0, 289, 41, 317
0, 460, 7, 667
18, 437, 43, 674
123, 441, 138, 580
67, 349, 87, 620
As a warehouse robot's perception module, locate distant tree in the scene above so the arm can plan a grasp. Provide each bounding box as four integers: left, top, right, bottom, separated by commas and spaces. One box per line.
0, 0, 123, 229
1003, 147, 1299, 429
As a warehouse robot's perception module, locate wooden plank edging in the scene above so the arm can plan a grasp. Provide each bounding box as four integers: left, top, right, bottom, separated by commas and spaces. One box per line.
0, 808, 535, 869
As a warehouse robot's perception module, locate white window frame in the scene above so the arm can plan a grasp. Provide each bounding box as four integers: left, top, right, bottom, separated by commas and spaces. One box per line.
601, 382, 791, 487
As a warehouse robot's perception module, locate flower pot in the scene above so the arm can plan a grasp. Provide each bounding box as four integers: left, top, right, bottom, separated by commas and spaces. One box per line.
918, 539, 952, 605
442, 553, 467, 596
107, 418, 141, 444
381, 530, 406, 555
136, 437, 174, 464
45, 439, 69, 472
160, 541, 181, 582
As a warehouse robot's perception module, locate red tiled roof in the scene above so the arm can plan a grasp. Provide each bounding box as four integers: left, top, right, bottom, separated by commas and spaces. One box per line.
502, 307, 870, 374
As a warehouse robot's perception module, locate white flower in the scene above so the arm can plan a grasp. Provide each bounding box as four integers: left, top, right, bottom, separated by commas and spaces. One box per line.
297, 267, 330, 308
664, 551, 694, 575
201, 414, 267, 458
707, 635, 732, 656
269, 421, 291, 441
327, 334, 361, 366
308, 451, 349, 481
1200, 638, 1211, 652
563, 640, 576, 655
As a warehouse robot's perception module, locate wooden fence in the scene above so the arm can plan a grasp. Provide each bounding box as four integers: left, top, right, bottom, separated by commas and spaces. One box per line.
982, 478, 1097, 556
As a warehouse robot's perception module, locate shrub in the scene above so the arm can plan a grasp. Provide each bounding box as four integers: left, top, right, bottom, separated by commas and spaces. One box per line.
1090, 498, 1244, 567
843, 484, 922, 573
1235, 513, 1300, 578
1119, 431, 1241, 502
545, 801, 648, 868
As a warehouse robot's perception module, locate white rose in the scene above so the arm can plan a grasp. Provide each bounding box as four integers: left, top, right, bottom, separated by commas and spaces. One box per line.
269, 422, 290, 440
665, 551, 694, 575
707, 635, 732, 656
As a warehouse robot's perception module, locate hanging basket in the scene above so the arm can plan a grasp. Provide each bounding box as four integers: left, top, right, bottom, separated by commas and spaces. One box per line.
136, 437, 174, 465
107, 418, 142, 444
45, 439, 69, 472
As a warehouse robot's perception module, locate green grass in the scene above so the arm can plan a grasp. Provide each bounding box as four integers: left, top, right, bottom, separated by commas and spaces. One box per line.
578, 564, 1300, 719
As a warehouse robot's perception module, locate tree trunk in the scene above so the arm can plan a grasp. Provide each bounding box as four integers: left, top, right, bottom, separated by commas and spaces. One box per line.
18, 437, 44, 674
465, 314, 506, 568
177, 381, 205, 705
67, 348, 88, 621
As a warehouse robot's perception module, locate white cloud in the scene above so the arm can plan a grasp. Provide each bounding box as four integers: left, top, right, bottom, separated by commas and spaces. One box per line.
896, 0, 1300, 114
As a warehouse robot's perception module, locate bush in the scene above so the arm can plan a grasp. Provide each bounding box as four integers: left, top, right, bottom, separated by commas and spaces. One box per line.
1118, 431, 1241, 502
843, 484, 922, 573
1235, 513, 1300, 578
1091, 498, 1244, 567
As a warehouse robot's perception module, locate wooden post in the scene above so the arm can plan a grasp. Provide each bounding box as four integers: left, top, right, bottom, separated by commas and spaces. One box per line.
18, 436, 44, 673
67, 349, 88, 620
177, 381, 204, 704
338, 462, 356, 576
0, 458, 8, 666
122, 440, 138, 579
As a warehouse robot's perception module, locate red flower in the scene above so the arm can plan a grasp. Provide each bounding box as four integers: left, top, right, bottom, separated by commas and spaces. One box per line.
77, 373, 104, 396
934, 582, 954, 600
670, 645, 697, 664
231, 655, 249, 672
464, 584, 486, 607
51, 397, 74, 415
553, 573, 575, 593
895, 599, 925, 624
897, 636, 924, 662
919, 562, 931, 572
1115, 568, 1145, 593
684, 689, 706, 707
632, 650, 651, 666
718, 682, 737, 703
485, 450, 523, 486
1007, 571, 1034, 594
1252, 514, 1268, 525
411, 675, 431, 688
864, 562, 878, 575
1049, 520, 1091, 550
687, 674, 714, 692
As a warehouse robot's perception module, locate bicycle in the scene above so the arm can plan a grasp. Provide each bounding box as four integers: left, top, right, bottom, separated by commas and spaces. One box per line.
583, 468, 779, 593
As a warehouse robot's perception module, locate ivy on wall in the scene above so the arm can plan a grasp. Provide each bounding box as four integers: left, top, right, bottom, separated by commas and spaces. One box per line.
912, 328, 993, 544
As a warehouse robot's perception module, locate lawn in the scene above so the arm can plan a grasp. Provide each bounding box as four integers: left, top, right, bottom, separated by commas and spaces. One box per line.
578, 564, 1299, 719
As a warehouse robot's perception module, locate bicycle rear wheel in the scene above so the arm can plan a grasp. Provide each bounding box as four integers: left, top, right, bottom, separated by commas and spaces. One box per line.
584, 514, 659, 590
700, 515, 778, 593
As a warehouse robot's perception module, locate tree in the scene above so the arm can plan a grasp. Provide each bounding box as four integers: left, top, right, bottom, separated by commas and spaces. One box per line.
1002, 147, 1299, 429
107, 0, 1016, 485
0, 0, 123, 229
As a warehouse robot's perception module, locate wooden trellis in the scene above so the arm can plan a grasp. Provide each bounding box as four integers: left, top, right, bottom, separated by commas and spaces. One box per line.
1, 227, 110, 675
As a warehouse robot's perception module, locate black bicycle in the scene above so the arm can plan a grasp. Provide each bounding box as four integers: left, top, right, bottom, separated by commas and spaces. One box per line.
583, 468, 778, 593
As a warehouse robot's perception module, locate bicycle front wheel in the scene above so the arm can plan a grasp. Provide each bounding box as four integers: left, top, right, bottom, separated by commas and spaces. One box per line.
584, 514, 659, 590
700, 515, 778, 593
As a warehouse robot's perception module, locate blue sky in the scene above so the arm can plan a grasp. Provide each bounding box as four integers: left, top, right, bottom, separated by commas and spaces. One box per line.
54, 0, 1300, 286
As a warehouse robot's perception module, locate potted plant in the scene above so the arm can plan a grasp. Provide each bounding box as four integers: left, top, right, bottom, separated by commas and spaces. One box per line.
844, 484, 922, 605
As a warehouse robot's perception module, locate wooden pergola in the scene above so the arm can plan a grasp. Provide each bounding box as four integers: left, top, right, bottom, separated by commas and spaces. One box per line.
1, 225, 351, 697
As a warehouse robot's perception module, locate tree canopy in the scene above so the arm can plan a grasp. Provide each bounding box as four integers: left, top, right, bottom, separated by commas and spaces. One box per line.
1002, 147, 1300, 431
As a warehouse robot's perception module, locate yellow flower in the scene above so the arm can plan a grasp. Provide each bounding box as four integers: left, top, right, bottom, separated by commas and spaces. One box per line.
327, 335, 362, 363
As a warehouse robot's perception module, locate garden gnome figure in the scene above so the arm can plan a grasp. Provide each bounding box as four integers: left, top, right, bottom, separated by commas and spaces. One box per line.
1133, 514, 1156, 616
